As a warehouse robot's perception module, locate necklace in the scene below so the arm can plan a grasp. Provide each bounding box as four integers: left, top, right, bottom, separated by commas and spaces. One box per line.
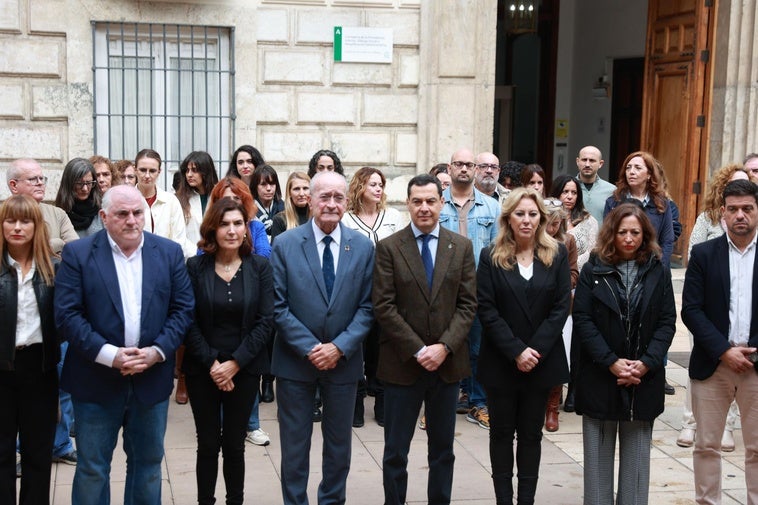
216, 258, 240, 273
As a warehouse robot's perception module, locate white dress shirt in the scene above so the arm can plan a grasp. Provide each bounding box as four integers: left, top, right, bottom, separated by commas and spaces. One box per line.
8, 256, 43, 348
95, 233, 145, 367
727, 231, 757, 346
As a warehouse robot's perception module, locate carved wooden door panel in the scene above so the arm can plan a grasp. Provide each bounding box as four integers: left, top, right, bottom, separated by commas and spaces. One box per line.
641, 0, 714, 263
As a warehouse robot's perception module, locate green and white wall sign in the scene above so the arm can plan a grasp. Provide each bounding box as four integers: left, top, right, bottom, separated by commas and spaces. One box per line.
333, 26, 393, 63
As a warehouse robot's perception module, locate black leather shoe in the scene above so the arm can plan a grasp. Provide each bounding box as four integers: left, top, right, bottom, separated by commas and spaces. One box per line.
664, 381, 676, 395
261, 379, 275, 403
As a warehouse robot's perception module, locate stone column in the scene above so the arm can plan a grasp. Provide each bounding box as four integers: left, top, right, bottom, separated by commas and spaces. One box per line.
417, 0, 497, 171
709, 0, 758, 170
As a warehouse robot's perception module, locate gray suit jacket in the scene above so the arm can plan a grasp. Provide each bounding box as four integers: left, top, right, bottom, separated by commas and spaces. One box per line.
270, 220, 374, 383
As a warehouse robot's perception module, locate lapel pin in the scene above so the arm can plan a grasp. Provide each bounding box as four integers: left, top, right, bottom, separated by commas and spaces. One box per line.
448, 244, 452, 249
344, 245, 350, 251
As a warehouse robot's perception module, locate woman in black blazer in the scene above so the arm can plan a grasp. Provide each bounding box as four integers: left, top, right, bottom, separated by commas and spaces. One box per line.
183, 198, 273, 505
477, 188, 571, 505
0, 195, 60, 505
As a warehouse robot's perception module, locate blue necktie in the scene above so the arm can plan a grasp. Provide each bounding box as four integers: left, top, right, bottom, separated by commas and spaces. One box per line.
322, 236, 335, 299
420, 234, 433, 291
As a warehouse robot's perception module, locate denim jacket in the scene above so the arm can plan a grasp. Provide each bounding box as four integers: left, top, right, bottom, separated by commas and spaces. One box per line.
439, 187, 500, 266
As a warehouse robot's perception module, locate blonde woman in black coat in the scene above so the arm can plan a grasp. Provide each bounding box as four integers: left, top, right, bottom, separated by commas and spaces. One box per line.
573, 202, 675, 505
477, 187, 571, 505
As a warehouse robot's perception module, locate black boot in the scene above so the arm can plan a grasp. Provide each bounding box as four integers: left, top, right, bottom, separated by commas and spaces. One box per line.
374, 391, 385, 427
563, 383, 575, 412
353, 396, 365, 428
516, 476, 538, 505
492, 473, 513, 505
261, 376, 275, 403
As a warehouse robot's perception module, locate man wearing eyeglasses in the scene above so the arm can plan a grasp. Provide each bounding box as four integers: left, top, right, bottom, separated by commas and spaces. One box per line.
55, 184, 194, 505
6, 158, 78, 254
440, 148, 500, 430
474, 152, 510, 205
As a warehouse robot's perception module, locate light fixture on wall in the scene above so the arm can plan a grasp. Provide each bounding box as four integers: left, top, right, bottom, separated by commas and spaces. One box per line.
506, 2, 537, 35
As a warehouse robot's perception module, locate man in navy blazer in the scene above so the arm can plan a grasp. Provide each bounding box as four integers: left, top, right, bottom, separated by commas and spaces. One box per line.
54, 184, 194, 505
271, 171, 374, 505
682, 179, 758, 505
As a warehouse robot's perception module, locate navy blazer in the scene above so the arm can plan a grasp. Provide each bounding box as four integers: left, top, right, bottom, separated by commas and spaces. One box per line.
270, 220, 374, 383
682, 234, 758, 380
54, 230, 195, 405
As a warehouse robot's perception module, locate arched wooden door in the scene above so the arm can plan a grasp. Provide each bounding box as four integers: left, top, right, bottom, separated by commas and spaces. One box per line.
640, 0, 715, 264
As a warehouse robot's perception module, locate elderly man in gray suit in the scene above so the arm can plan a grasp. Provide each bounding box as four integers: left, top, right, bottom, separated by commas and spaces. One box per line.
270, 171, 375, 505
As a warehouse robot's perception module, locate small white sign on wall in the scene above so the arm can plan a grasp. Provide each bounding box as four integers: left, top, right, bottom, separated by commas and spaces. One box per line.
334, 26, 393, 64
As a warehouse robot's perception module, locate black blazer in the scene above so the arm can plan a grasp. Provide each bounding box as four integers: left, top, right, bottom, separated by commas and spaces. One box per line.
682, 235, 758, 380
0, 261, 60, 372
476, 244, 571, 389
182, 253, 274, 376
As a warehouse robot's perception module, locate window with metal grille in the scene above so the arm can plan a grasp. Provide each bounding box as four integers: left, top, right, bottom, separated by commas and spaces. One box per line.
92, 22, 234, 189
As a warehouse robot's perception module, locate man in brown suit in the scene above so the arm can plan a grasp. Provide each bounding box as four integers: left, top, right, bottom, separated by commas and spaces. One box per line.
373, 174, 477, 505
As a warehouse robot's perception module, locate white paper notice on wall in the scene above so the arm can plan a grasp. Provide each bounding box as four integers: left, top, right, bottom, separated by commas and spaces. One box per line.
334, 26, 393, 63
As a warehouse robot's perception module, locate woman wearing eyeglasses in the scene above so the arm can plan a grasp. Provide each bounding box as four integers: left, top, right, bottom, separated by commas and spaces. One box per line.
55, 158, 104, 238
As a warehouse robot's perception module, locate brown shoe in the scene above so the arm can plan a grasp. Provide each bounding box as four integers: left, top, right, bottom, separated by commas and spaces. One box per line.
175, 346, 188, 404
545, 386, 561, 432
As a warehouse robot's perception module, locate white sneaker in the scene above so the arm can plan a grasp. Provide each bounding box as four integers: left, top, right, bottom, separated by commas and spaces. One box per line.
246, 429, 270, 446
721, 430, 735, 452
676, 428, 695, 448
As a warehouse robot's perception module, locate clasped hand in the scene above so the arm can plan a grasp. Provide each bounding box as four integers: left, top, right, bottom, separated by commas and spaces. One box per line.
210, 359, 240, 392
516, 347, 541, 373
720, 346, 757, 374
309, 343, 341, 371
416, 343, 449, 372
115, 347, 160, 376
609, 359, 649, 386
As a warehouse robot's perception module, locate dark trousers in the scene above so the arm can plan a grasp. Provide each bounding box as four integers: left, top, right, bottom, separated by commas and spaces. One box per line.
277, 377, 357, 505
485, 384, 550, 503
383, 372, 459, 505
186, 371, 258, 505
0, 344, 57, 505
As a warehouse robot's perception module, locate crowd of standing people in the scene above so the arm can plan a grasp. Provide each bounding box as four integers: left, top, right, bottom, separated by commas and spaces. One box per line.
2, 142, 758, 505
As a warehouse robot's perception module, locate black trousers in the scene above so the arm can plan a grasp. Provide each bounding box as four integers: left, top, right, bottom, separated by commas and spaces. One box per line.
382, 372, 458, 505
186, 371, 258, 505
0, 344, 58, 505
485, 383, 550, 481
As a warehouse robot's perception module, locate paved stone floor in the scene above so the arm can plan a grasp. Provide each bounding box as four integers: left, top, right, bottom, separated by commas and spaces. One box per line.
45, 269, 750, 504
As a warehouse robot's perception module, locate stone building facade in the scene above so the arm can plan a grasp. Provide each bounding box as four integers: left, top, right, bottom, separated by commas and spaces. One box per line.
0, 0, 498, 201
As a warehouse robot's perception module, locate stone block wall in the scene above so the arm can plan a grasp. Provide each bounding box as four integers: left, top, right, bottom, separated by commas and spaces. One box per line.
0, 0, 497, 202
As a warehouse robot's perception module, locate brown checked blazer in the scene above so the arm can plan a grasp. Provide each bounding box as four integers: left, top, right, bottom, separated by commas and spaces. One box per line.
373, 225, 477, 386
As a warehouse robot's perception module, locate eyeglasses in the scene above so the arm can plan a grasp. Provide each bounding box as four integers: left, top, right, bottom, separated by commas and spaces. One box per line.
476, 163, 500, 171
74, 180, 97, 189
543, 198, 563, 208
451, 161, 475, 169
16, 176, 47, 186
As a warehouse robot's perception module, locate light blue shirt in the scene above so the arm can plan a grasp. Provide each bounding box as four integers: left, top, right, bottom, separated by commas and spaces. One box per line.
439, 187, 499, 266
410, 222, 440, 265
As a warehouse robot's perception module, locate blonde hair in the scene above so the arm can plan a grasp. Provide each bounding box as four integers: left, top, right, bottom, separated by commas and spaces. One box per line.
284, 172, 311, 230
703, 164, 748, 223
347, 167, 387, 214
0, 195, 55, 285
490, 188, 559, 270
